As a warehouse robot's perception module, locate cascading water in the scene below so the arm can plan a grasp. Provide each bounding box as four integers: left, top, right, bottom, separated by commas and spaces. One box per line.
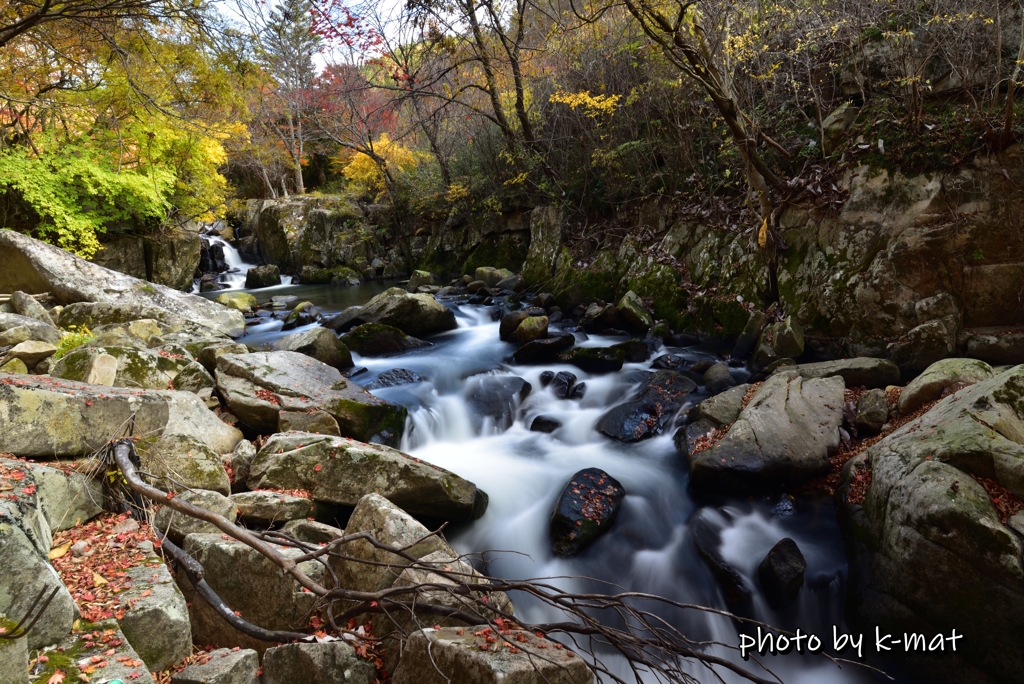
337, 302, 881, 684
193, 229, 293, 292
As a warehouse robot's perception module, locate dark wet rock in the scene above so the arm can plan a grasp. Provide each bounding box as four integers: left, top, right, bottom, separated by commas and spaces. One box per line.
467, 280, 488, 294
340, 323, 430, 357
550, 468, 625, 556
558, 346, 626, 374
537, 293, 555, 309
366, 368, 423, 390
752, 316, 804, 369
548, 310, 564, 323
215, 351, 407, 445
689, 371, 843, 494
890, 316, 957, 373
667, 332, 701, 347
612, 338, 652, 363
538, 370, 555, 387
530, 416, 562, 433
580, 302, 622, 333
617, 290, 653, 330
651, 353, 687, 370
281, 301, 320, 330
772, 496, 796, 517
273, 327, 353, 370
704, 362, 737, 393
855, 388, 889, 435
687, 358, 715, 375
569, 381, 587, 400
245, 264, 281, 289
691, 515, 751, 611
322, 306, 367, 334
464, 375, 532, 432
784, 357, 901, 389
495, 274, 525, 292
597, 370, 697, 442
550, 371, 577, 399
757, 538, 806, 611
513, 333, 575, 364
966, 331, 1024, 365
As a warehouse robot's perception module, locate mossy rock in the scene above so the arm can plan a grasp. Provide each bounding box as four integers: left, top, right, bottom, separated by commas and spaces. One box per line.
551, 249, 625, 310
461, 231, 530, 275
624, 261, 689, 330
298, 265, 361, 285
215, 292, 258, 312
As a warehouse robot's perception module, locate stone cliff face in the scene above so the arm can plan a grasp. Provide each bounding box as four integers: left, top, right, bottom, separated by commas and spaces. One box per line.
228, 147, 1024, 360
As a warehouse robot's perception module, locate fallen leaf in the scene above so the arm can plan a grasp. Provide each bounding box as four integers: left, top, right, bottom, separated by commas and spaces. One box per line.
49, 540, 74, 560
92, 573, 109, 587
47, 671, 65, 684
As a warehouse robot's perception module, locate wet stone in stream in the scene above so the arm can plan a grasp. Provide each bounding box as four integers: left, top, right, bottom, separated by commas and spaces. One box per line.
550, 468, 625, 556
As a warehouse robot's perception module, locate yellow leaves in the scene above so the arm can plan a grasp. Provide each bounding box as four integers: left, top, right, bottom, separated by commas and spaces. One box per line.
444, 183, 471, 203
92, 572, 108, 587
49, 541, 74, 560
503, 172, 529, 187
549, 90, 621, 118
340, 133, 420, 198
758, 218, 768, 249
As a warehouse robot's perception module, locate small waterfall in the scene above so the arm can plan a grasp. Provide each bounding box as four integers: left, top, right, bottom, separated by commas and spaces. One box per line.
193, 225, 293, 292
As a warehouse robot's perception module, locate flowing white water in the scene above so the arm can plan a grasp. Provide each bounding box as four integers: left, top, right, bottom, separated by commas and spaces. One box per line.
193, 234, 293, 292
348, 301, 879, 684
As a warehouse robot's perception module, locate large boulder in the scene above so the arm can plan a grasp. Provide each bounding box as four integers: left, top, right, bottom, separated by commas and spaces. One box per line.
550, 468, 625, 556
171, 647, 259, 684
783, 357, 901, 389
752, 316, 805, 368
230, 490, 317, 527
342, 287, 457, 338
215, 351, 406, 445
177, 532, 327, 652
51, 345, 193, 390
897, 357, 994, 415
0, 458, 103, 532
273, 327, 353, 370
248, 433, 485, 521
144, 225, 203, 291
244, 264, 281, 289
512, 333, 574, 364
118, 552, 192, 671
262, 641, 374, 684
0, 375, 241, 457
339, 323, 429, 357
688, 371, 844, 494
558, 346, 625, 373
0, 230, 243, 337
215, 291, 258, 313
138, 433, 232, 495
837, 367, 1024, 683
757, 538, 806, 611
617, 290, 653, 330
597, 370, 696, 442
153, 489, 237, 542
0, 476, 77, 649
390, 627, 594, 684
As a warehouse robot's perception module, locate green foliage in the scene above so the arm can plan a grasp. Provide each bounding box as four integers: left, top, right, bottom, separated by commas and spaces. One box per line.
54, 325, 94, 360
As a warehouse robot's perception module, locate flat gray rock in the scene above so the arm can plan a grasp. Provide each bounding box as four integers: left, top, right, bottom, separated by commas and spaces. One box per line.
782, 357, 901, 389
172, 648, 259, 684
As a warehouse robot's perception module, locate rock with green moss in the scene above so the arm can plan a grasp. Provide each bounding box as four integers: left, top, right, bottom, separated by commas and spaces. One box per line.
340, 323, 429, 357
118, 554, 191, 671
617, 290, 652, 330
359, 288, 457, 337
0, 376, 241, 457
473, 267, 514, 287
138, 433, 231, 495
196, 341, 249, 372
522, 206, 564, 285
837, 367, 1024, 683
558, 346, 625, 374
273, 327, 353, 369
171, 360, 216, 392
249, 433, 484, 521
550, 248, 625, 310
215, 351, 407, 445
514, 316, 548, 345
461, 230, 530, 276
215, 291, 258, 313
51, 345, 192, 390
0, 231, 243, 337
897, 357, 993, 415
753, 316, 805, 368
32, 620, 155, 683
407, 270, 434, 291
298, 264, 361, 285
244, 264, 281, 289
0, 358, 28, 374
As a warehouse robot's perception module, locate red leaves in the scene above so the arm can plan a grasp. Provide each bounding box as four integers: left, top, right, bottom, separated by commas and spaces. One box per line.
971, 474, 1024, 523
847, 464, 872, 505
255, 388, 280, 405
46, 671, 65, 684
21, 484, 36, 495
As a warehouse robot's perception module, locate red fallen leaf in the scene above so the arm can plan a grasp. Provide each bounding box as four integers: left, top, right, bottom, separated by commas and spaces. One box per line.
140, 590, 151, 597
46, 671, 65, 684
21, 485, 36, 495
166, 491, 176, 499
314, 464, 322, 472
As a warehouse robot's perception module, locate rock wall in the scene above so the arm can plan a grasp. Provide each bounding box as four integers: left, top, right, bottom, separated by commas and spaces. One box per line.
91, 223, 203, 292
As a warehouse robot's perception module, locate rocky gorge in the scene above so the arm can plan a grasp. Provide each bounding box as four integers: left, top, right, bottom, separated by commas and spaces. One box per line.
0, 150, 1023, 684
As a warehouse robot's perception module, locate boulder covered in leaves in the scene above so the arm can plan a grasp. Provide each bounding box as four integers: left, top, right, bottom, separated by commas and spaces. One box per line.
597, 370, 696, 442
550, 468, 625, 556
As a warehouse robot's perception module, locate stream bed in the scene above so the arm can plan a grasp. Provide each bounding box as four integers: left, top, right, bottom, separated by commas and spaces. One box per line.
225, 279, 880, 684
